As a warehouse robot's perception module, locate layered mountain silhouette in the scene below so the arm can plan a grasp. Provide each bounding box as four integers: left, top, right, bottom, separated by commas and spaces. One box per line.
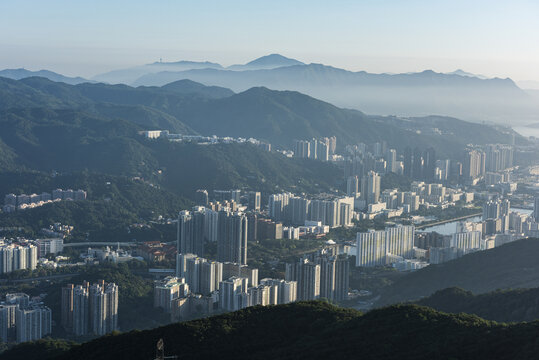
0, 76, 520, 156
4, 54, 538, 124
0, 68, 90, 85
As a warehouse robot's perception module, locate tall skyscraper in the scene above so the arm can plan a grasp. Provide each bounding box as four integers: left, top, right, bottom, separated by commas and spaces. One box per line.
346, 176, 359, 196
463, 149, 486, 179
61, 284, 74, 333
534, 197, 539, 223
386, 149, 397, 173
177, 254, 223, 296
15, 305, 51, 343
482, 199, 510, 220
404, 147, 413, 178
294, 140, 310, 159
247, 191, 261, 211
0, 304, 17, 343
412, 147, 424, 180
423, 147, 436, 180
328, 136, 337, 155
316, 140, 329, 161
285, 259, 321, 301
154, 277, 189, 313
219, 276, 249, 312
361, 171, 381, 205
73, 284, 89, 336
177, 209, 205, 257
217, 211, 248, 265
62, 281, 118, 336
89, 281, 119, 336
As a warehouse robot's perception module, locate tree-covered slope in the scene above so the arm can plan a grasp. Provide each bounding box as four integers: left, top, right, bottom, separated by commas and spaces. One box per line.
379, 238, 539, 306
0, 106, 342, 198
0, 172, 191, 240
417, 287, 539, 323
4, 302, 539, 360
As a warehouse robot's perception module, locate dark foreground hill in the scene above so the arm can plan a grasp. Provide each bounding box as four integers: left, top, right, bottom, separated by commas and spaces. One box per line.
417, 287, 539, 323
379, 238, 539, 306
4, 301, 539, 360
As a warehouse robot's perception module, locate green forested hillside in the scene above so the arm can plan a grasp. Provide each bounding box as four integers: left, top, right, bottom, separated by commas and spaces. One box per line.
417, 287, 539, 323
0, 106, 343, 199
379, 238, 539, 305
0, 172, 191, 240
4, 301, 539, 360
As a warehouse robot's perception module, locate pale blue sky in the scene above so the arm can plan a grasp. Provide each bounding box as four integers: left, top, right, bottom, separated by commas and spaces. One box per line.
1, 0, 538, 80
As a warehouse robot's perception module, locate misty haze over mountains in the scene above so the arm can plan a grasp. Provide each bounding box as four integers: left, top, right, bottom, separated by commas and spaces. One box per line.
1, 54, 538, 128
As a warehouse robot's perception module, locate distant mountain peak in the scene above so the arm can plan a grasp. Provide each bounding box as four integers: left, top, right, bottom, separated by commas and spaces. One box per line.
245, 54, 304, 66
446, 69, 489, 79
228, 54, 304, 70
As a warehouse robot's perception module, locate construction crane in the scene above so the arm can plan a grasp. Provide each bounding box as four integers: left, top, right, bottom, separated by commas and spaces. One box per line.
154, 338, 177, 360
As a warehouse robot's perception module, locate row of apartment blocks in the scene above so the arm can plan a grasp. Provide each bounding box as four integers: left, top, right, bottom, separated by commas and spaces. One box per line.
0, 242, 38, 274
0, 238, 65, 274
268, 192, 354, 228
293, 136, 337, 161
0, 293, 51, 343
3, 188, 87, 212
196, 189, 261, 211
61, 281, 119, 336
140, 130, 271, 151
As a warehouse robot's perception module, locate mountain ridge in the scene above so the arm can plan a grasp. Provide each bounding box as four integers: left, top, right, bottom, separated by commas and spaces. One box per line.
3, 301, 539, 360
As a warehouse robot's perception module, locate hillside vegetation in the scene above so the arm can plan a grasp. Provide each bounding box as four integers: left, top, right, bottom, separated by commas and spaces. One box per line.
0, 106, 343, 199
0, 172, 191, 240
417, 287, 539, 323
379, 238, 539, 305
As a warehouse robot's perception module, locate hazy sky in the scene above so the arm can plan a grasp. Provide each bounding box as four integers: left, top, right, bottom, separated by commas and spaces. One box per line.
1, 0, 538, 81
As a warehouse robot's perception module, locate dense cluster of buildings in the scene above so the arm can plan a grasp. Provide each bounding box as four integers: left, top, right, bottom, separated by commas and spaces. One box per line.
61, 281, 119, 336
463, 144, 514, 183
356, 196, 539, 268
0, 293, 51, 343
152, 253, 297, 320
268, 192, 354, 228
343, 143, 438, 181
361, 182, 474, 219
342, 141, 514, 187
2, 188, 87, 212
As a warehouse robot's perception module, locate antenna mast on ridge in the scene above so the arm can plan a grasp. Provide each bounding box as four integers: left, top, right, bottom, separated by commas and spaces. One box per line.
154, 338, 177, 360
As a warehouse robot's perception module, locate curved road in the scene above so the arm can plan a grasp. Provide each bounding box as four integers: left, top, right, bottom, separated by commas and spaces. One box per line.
64, 241, 176, 247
